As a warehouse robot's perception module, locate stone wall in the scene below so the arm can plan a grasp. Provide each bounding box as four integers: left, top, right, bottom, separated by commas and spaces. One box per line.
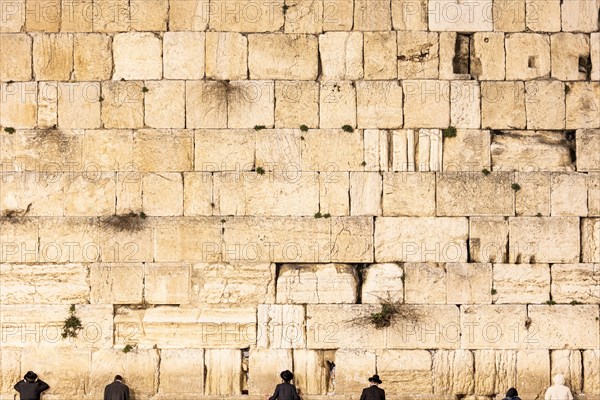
0, 0, 599, 399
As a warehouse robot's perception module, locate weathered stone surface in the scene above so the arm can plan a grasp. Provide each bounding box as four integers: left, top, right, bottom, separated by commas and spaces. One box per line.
32, 33, 73, 80
527, 305, 600, 349
154, 217, 221, 262
515, 172, 551, 216
141, 173, 183, 216
375, 217, 469, 262
255, 129, 302, 171
283, 0, 323, 33
349, 172, 382, 216
516, 350, 550, 397
168, 0, 209, 31
144, 81, 185, 129
163, 32, 205, 80
491, 131, 575, 172
249, 34, 318, 80
0, 82, 37, 129
593, 33, 600, 81
583, 350, 600, 395
320, 172, 350, 215
334, 349, 376, 394
442, 130, 491, 172
493, 264, 551, 304
330, 217, 374, 263
302, 129, 363, 171
525, 81, 565, 130
158, 349, 204, 395
21, 348, 90, 396
89, 349, 158, 396
451, 81, 481, 129
319, 82, 357, 128
185, 81, 228, 129
551, 33, 590, 81
204, 349, 241, 395
73, 33, 111, 80
0, 348, 21, 394
113, 33, 162, 80
460, 305, 528, 349
293, 349, 331, 395
505, 33, 551, 79
361, 263, 404, 303
133, 129, 193, 172
551, 173, 588, 216
37, 217, 98, 263
319, 32, 363, 80
195, 129, 254, 171
526, 0, 561, 32
183, 172, 213, 216
470, 217, 509, 263
551, 350, 583, 393
582, 218, 600, 263
0, 218, 39, 263
57, 82, 101, 129
276, 264, 358, 304
129, 0, 167, 31
0, 34, 32, 81
363, 129, 390, 172
566, 82, 600, 129
354, 0, 391, 30
364, 32, 397, 79
275, 82, 319, 128
144, 263, 190, 304
436, 173, 514, 216
37, 81, 58, 127
378, 350, 433, 394
397, 31, 439, 79
248, 349, 293, 394
392, 0, 427, 30
382, 173, 436, 217
577, 130, 600, 172
446, 263, 492, 304
205, 31, 247, 80
403, 80, 450, 128
209, 0, 284, 32
428, 0, 493, 31
432, 350, 475, 395
561, 0, 600, 32
588, 174, 600, 217
257, 305, 305, 349
474, 350, 518, 395
471, 32, 505, 80
551, 264, 600, 304
101, 81, 144, 129
404, 263, 447, 304
357, 81, 403, 129
228, 81, 275, 129
509, 217, 580, 263
93, 0, 129, 31
98, 216, 154, 263
481, 82, 526, 129
493, 0, 525, 31
90, 263, 144, 304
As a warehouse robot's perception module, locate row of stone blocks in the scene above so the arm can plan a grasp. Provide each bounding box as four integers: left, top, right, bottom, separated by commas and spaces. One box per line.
1, 262, 599, 305
1, 347, 599, 399
1, 79, 599, 130
2, 30, 600, 82
1, 216, 599, 263
1, 0, 599, 33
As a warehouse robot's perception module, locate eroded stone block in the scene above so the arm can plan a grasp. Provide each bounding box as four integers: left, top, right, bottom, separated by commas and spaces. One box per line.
248, 33, 318, 80
276, 264, 358, 304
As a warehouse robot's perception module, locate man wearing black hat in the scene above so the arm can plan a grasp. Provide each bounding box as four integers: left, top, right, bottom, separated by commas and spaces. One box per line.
14, 371, 50, 400
359, 375, 385, 400
104, 375, 130, 400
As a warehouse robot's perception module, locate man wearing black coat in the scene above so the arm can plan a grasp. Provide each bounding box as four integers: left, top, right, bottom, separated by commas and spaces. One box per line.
14, 371, 49, 400
359, 375, 385, 400
104, 375, 130, 400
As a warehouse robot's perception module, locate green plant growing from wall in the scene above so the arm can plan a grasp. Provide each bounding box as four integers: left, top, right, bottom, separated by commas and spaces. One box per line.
254, 125, 266, 131
342, 125, 354, 133
512, 183, 521, 191
256, 167, 266, 175
142, 86, 149, 93
4, 127, 15, 134
442, 126, 457, 138
123, 344, 135, 353
482, 168, 491, 176
62, 305, 83, 339
300, 125, 309, 132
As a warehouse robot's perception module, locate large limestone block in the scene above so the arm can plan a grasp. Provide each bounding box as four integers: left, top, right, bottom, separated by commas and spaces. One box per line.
37, 81, 58, 127
566, 82, 600, 130
204, 349, 242, 395
510, 217, 580, 264
583, 218, 600, 263
185, 81, 228, 129
375, 217, 469, 263
561, 0, 600, 31
183, 172, 213, 216
163, 32, 205, 80
73, 33, 111, 81
493, 0, 526, 31
392, 0, 428, 30
205, 31, 247, 80
382, 172, 436, 217
491, 131, 574, 171
57, 82, 101, 129
90, 263, 144, 304
129, 0, 167, 30
133, 129, 193, 172
213, 171, 319, 216
89, 349, 158, 397
113, 33, 162, 80
470, 217, 509, 263
93, 0, 129, 31
83, 129, 134, 170
257, 305, 306, 349
354, 0, 391, 30
191, 263, 275, 305
474, 350, 518, 395
378, 350, 433, 395
551, 264, 600, 304
0, 171, 66, 217
0, 348, 21, 394
433, 350, 474, 395
526, 0, 560, 32
0, 33, 31, 81
0, 82, 37, 128
404, 263, 446, 304
228, 80, 275, 128
141, 173, 183, 216
363, 129, 390, 172
551, 173, 588, 216
461, 305, 528, 349
144, 81, 185, 129
283, 0, 323, 33
525, 81, 565, 130
168, 0, 209, 31
471, 32, 505, 80
0, 218, 38, 263
248, 349, 293, 395
98, 215, 154, 263
274, 81, 319, 128
32, 33, 73, 80
481, 82, 526, 129
319, 172, 350, 215
255, 129, 302, 171
551, 33, 590, 81
451, 81, 481, 129
493, 264, 551, 304
101, 81, 144, 129
0, 264, 89, 304
276, 264, 358, 304
396, 31, 439, 79
330, 217, 374, 263
361, 263, 404, 304
515, 172, 551, 216
403, 80, 450, 128
144, 263, 190, 305
301, 129, 363, 171
551, 350, 583, 393
159, 349, 204, 395
222, 217, 330, 263
293, 349, 331, 395
428, 0, 492, 31
335, 349, 376, 394
442, 130, 491, 172
364, 32, 397, 80
38, 217, 99, 263
349, 172, 382, 216
63, 173, 116, 216
588, 174, 600, 216
249, 34, 318, 80
436, 173, 514, 216
22, 348, 90, 396
154, 217, 222, 262
505, 33, 551, 80
446, 263, 492, 305
0, 304, 113, 348
583, 350, 600, 395
577, 130, 600, 172
60, 0, 93, 32
319, 82, 357, 128
356, 81, 403, 129
209, 0, 284, 32
593, 33, 600, 81
516, 350, 550, 397
195, 129, 254, 171
527, 305, 600, 349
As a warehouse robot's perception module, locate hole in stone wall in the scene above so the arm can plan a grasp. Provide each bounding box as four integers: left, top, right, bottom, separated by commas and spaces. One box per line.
578, 55, 592, 80
528, 56, 538, 69
324, 351, 336, 395
241, 347, 250, 394
452, 33, 472, 75
565, 130, 577, 164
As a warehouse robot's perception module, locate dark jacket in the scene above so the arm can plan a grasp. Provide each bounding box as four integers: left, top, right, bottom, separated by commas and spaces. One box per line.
360, 385, 386, 400
269, 382, 300, 400
14, 379, 50, 400
104, 380, 130, 400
